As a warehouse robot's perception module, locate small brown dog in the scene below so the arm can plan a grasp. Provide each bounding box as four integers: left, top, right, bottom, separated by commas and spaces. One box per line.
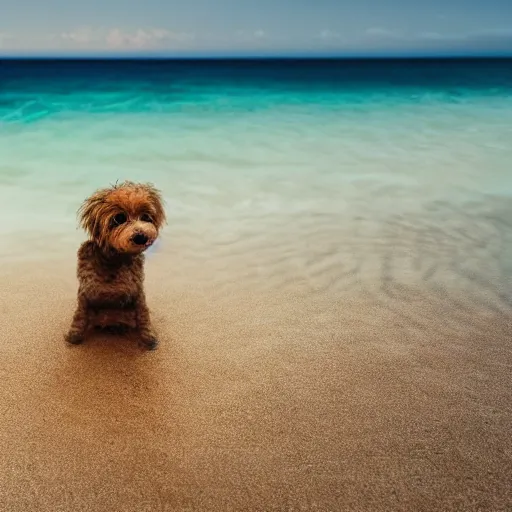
65, 181, 166, 350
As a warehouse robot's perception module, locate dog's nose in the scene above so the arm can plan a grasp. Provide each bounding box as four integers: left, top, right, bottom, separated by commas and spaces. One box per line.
133, 233, 149, 246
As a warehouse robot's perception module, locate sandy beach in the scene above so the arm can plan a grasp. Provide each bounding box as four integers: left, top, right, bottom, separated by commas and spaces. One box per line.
1, 202, 511, 512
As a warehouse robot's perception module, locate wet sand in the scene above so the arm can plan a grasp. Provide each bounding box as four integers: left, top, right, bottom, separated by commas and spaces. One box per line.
1, 199, 512, 511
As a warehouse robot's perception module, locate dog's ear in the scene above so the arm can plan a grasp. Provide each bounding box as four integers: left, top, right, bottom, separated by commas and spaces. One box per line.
143, 183, 167, 229
77, 188, 112, 243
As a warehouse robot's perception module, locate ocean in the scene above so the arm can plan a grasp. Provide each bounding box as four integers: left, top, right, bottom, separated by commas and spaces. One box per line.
1, 58, 512, 309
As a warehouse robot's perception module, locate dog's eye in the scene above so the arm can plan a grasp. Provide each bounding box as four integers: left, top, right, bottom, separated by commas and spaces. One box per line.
140, 213, 153, 223
113, 213, 127, 225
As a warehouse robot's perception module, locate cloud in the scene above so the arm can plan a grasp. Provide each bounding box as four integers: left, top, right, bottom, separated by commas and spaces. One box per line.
318, 29, 341, 41
57, 26, 195, 50
362, 26, 512, 45
412, 28, 512, 51
470, 28, 512, 40
60, 27, 98, 44
455, 28, 512, 52
416, 31, 465, 41
105, 28, 194, 49
234, 29, 268, 42
1, 25, 511, 54
365, 27, 404, 39
418, 32, 446, 40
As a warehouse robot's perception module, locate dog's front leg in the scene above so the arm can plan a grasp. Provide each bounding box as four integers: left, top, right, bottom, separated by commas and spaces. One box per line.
65, 296, 89, 345
135, 294, 158, 350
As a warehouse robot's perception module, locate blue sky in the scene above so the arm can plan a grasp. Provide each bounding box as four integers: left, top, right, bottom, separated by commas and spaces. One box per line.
0, 0, 511, 56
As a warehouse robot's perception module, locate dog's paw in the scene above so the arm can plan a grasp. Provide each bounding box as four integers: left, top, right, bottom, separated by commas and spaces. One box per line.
65, 332, 85, 345
140, 337, 159, 351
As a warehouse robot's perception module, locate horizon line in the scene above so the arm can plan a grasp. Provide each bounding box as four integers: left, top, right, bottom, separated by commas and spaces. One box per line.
1, 53, 512, 61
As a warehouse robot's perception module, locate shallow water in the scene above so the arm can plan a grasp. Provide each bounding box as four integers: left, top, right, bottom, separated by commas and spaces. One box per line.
1, 59, 512, 308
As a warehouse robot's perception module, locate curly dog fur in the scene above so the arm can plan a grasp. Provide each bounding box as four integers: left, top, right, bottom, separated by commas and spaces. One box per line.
65, 181, 166, 350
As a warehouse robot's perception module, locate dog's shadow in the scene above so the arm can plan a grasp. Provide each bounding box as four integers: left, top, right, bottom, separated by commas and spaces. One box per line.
53, 328, 185, 445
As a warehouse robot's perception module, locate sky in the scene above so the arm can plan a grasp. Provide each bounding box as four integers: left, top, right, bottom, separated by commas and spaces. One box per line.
0, 0, 511, 56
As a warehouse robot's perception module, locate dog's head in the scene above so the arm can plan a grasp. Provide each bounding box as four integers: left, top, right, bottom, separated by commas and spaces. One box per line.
78, 181, 166, 254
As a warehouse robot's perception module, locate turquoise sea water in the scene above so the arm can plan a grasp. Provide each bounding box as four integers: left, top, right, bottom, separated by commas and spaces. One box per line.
1, 59, 512, 306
